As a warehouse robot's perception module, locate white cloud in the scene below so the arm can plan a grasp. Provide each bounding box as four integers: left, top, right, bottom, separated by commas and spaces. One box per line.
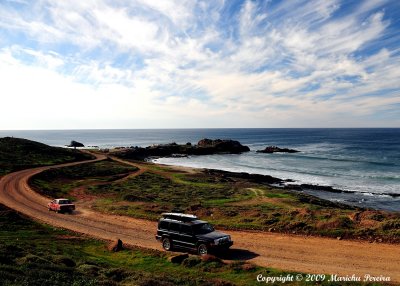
0, 48, 160, 129
135, 0, 195, 27
0, 0, 399, 128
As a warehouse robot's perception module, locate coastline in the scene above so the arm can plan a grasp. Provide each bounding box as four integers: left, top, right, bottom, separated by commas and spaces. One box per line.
93, 154, 399, 243
151, 158, 400, 212
3, 137, 398, 246
3, 128, 399, 205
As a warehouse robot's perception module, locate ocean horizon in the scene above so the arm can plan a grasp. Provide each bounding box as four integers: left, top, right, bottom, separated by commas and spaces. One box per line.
1, 128, 399, 211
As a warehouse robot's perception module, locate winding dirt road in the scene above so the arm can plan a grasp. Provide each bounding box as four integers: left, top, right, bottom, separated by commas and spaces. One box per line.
0, 155, 399, 282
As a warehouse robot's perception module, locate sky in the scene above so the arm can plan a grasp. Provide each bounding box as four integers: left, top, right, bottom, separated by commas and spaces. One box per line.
0, 0, 399, 129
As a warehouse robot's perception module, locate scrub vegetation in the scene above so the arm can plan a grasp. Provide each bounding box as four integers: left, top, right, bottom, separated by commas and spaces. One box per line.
0, 203, 260, 285
0, 204, 389, 286
31, 157, 400, 243
30, 159, 138, 200
0, 137, 93, 176
1, 139, 397, 285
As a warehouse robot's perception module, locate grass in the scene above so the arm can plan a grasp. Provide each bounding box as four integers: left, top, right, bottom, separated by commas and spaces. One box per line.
0, 137, 93, 176
90, 171, 238, 203
92, 163, 400, 242
30, 159, 138, 199
0, 203, 389, 286
30, 156, 400, 242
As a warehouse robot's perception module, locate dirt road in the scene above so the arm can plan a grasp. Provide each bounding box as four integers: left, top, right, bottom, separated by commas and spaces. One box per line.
0, 155, 399, 282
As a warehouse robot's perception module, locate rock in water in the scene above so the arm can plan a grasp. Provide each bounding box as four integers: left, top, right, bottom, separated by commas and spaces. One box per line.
196, 138, 250, 154
113, 138, 250, 160
257, 146, 299, 153
67, 140, 85, 148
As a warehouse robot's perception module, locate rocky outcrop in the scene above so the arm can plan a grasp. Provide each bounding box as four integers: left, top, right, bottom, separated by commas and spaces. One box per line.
107, 239, 123, 252
113, 138, 250, 160
257, 146, 299, 153
197, 139, 250, 154
67, 140, 84, 148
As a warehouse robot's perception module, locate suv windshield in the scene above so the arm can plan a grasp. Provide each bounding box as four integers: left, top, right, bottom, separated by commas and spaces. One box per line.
193, 223, 214, 235
59, 200, 71, 205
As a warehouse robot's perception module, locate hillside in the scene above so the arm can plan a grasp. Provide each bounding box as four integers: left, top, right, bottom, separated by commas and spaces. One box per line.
0, 137, 93, 176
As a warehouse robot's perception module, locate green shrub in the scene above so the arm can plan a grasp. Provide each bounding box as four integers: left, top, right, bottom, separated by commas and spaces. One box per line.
52, 255, 76, 267
104, 268, 131, 282
182, 256, 201, 267
380, 219, 400, 231
77, 264, 100, 276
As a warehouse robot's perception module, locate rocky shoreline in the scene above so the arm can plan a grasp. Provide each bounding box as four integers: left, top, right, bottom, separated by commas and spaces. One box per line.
203, 168, 400, 202
112, 138, 399, 208
284, 183, 400, 198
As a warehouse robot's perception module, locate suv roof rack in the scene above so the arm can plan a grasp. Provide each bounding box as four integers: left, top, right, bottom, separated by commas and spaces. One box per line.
161, 212, 198, 222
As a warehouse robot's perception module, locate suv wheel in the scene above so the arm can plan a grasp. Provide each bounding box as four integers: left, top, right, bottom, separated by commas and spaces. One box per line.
162, 238, 172, 251
197, 243, 208, 255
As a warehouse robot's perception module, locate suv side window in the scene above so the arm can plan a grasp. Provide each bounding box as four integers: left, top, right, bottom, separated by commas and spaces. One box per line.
159, 221, 169, 230
180, 224, 192, 235
169, 222, 180, 232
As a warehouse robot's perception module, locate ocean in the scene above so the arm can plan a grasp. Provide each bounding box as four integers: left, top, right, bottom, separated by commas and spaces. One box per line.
1, 128, 399, 211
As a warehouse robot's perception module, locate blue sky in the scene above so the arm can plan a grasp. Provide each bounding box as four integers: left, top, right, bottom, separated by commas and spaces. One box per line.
0, 0, 399, 129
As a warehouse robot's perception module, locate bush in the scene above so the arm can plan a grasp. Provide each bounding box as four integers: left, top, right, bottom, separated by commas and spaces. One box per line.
77, 264, 100, 276
380, 219, 400, 231
182, 256, 201, 267
338, 216, 353, 228
16, 254, 50, 265
52, 255, 76, 267
138, 277, 176, 286
104, 268, 131, 282
228, 261, 245, 272
287, 221, 308, 230
262, 217, 279, 225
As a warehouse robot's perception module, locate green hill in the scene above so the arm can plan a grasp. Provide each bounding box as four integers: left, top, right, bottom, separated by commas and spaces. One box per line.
0, 137, 93, 176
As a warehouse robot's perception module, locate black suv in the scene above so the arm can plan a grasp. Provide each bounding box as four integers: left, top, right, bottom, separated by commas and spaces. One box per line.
155, 213, 233, 255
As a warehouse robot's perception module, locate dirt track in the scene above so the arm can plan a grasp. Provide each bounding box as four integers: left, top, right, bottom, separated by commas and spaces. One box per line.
0, 154, 399, 282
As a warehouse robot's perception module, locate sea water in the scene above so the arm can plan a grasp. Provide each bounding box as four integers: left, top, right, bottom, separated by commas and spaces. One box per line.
1, 128, 399, 211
